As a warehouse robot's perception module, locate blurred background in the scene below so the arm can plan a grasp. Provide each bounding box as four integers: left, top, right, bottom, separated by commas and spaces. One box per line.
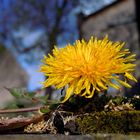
0, 0, 140, 108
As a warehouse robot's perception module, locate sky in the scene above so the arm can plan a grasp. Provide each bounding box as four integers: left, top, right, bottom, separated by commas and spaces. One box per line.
75, 0, 116, 16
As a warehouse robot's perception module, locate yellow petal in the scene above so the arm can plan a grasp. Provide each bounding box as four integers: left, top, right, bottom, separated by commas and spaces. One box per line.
125, 72, 137, 82
108, 82, 121, 90
81, 90, 87, 97
61, 86, 74, 103
116, 79, 132, 88
97, 80, 108, 90
85, 87, 95, 98
116, 42, 125, 50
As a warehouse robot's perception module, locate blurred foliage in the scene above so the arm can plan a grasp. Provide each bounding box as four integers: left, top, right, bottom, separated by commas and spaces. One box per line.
4, 87, 59, 109
0, 0, 79, 63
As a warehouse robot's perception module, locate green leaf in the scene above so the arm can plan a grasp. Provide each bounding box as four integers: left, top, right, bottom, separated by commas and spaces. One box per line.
26, 92, 36, 98
39, 106, 51, 114
49, 103, 60, 110
36, 95, 49, 104
5, 87, 24, 98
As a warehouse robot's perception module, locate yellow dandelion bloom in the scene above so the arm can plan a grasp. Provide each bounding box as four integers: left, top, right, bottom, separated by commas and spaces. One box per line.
40, 36, 137, 102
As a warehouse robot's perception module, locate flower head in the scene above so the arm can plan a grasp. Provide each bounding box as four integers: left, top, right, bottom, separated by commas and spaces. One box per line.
40, 36, 137, 102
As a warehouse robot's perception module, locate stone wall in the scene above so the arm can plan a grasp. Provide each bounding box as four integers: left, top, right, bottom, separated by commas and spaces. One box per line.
0, 50, 28, 108
81, 0, 136, 41
80, 0, 140, 95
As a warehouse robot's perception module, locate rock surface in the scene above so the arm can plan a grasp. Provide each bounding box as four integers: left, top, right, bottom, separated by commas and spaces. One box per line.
0, 134, 140, 140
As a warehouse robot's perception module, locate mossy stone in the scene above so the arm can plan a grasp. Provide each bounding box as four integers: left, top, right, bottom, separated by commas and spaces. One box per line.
76, 111, 140, 134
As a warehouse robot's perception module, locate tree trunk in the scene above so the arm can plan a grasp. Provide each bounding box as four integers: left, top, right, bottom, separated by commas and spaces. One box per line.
44, 33, 57, 100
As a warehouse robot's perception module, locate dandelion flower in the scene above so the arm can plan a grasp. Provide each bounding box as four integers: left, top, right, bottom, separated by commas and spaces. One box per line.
40, 36, 137, 102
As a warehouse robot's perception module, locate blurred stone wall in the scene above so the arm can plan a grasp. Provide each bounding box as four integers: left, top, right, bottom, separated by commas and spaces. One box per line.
0, 49, 28, 108
80, 0, 140, 95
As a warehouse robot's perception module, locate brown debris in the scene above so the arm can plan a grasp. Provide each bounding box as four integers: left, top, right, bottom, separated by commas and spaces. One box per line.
0, 115, 44, 131
104, 100, 134, 111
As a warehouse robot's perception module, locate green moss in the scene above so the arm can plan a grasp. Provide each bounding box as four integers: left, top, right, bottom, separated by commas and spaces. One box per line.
127, 111, 140, 131
76, 111, 140, 134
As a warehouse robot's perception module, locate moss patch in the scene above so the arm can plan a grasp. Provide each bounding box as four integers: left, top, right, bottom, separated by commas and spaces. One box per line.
76, 111, 140, 134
